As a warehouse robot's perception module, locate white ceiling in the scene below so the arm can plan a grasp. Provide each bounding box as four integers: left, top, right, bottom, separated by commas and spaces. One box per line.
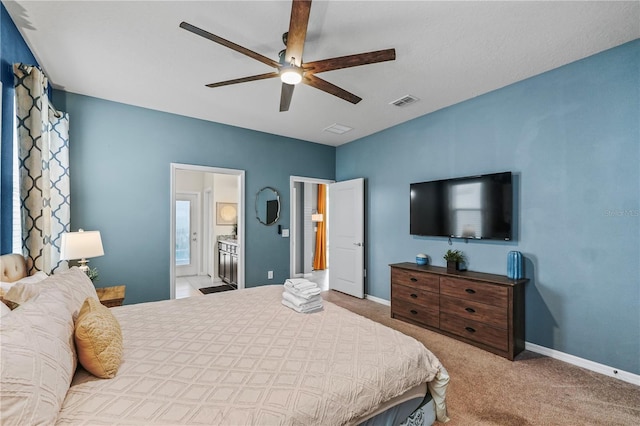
5, 1, 639, 146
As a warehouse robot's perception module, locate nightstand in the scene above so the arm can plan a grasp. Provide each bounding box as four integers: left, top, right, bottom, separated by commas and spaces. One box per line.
95, 285, 126, 307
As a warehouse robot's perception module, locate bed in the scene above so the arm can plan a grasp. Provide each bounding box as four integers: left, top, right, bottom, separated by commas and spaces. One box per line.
1, 253, 449, 425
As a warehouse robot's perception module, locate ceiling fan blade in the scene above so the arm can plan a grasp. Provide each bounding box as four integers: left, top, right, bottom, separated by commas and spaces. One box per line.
284, 0, 312, 66
180, 21, 280, 69
303, 48, 396, 74
280, 83, 295, 112
303, 74, 362, 104
206, 72, 280, 88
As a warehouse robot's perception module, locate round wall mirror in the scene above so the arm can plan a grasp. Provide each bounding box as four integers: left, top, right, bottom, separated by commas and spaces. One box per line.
255, 187, 280, 226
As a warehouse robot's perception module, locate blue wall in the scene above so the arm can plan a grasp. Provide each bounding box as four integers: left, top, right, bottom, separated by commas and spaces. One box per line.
337, 40, 640, 374
0, 3, 38, 252
51, 91, 335, 305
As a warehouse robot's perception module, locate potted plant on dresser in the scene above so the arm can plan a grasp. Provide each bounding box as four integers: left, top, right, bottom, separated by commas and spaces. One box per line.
443, 249, 465, 273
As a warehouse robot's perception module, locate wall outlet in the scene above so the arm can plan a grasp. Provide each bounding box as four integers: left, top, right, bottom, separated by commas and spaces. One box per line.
268, 271, 273, 279
282, 229, 290, 238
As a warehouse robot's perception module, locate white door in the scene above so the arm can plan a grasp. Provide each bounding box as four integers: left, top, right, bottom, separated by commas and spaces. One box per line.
175, 193, 199, 277
329, 178, 364, 298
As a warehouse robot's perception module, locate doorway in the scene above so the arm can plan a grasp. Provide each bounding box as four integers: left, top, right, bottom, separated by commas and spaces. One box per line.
170, 163, 245, 299
289, 176, 333, 290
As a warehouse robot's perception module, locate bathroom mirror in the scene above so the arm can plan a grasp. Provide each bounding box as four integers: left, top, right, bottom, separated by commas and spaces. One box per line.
255, 187, 280, 226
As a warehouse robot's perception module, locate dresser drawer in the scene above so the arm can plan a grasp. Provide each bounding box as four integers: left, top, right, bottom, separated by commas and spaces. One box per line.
440, 312, 508, 352
440, 277, 508, 307
392, 299, 439, 328
392, 282, 439, 308
440, 295, 506, 328
392, 268, 439, 292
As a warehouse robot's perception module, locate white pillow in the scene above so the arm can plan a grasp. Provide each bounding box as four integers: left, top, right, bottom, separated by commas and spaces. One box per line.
50, 268, 99, 320
18, 271, 48, 283
0, 271, 48, 300
4, 268, 97, 321
0, 287, 76, 425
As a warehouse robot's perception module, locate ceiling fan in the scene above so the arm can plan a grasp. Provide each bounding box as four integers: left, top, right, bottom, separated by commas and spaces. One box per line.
180, 0, 396, 112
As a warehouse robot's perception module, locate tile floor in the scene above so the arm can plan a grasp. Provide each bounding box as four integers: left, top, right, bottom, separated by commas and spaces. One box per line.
175, 275, 216, 299
309, 269, 329, 291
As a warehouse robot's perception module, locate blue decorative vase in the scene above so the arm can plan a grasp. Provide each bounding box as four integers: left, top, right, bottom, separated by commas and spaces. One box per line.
507, 251, 523, 279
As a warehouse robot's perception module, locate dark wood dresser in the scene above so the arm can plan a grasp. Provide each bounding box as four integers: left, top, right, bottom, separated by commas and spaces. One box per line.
390, 262, 527, 360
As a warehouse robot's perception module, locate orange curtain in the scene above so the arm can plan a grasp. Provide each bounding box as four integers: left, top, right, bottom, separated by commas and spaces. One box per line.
313, 184, 327, 270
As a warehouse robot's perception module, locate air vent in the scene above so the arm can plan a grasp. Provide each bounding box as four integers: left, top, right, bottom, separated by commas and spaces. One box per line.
390, 95, 419, 107
323, 123, 353, 135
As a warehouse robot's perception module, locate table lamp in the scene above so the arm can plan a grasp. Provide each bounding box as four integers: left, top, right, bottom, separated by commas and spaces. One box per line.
60, 229, 104, 274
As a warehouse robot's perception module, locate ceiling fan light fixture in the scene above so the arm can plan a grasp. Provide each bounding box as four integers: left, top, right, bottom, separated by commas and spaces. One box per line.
280, 65, 303, 85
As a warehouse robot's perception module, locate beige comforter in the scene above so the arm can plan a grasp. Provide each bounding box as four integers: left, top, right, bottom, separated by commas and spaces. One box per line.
57, 285, 448, 425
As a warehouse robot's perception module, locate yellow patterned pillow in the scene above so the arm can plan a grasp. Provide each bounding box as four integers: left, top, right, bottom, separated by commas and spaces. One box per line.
74, 297, 123, 379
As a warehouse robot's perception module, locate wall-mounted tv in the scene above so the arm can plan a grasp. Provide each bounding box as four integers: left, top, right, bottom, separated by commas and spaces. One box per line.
410, 171, 513, 241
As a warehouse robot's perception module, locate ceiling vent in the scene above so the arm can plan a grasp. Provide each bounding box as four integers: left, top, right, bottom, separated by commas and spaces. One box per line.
390, 95, 419, 107
323, 123, 353, 135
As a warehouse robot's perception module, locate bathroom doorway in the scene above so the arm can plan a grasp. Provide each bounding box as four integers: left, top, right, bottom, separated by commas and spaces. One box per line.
170, 164, 245, 299
289, 176, 333, 291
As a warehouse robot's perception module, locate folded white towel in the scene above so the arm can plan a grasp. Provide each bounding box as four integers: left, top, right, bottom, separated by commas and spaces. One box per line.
285, 278, 309, 287
282, 291, 322, 308
293, 281, 318, 290
284, 279, 318, 289
284, 282, 321, 299
282, 298, 323, 313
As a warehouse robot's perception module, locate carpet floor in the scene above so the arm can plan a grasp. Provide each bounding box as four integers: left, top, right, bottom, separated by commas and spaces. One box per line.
322, 290, 640, 426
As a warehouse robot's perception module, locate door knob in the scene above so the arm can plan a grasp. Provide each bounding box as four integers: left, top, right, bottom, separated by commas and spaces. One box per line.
353, 242, 363, 246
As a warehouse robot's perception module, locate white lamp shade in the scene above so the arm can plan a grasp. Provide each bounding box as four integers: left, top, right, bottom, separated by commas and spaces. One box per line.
60, 230, 104, 260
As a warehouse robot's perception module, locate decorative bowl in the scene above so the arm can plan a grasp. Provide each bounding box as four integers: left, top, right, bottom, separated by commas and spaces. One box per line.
416, 254, 428, 266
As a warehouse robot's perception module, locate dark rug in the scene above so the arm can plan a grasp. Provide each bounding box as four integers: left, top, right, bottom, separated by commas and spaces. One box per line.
199, 285, 236, 295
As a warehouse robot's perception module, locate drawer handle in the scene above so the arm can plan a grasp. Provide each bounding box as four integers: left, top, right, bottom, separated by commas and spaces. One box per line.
465, 307, 476, 313
465, 326, 476, 333
410, 293, 418, 298
465, 288, 476, 294
410, 309, 418, 315
410, 277, 418, 282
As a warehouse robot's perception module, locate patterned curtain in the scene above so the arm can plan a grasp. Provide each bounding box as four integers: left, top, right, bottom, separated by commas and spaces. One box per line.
14, 64, 70, 274
313, 184, 327, 270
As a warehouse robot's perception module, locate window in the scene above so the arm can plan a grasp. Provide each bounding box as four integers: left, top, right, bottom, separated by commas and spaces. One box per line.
175, 200, 191, 266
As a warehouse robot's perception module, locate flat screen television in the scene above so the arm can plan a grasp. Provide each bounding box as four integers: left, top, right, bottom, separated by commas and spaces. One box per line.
410, 171, 513, 240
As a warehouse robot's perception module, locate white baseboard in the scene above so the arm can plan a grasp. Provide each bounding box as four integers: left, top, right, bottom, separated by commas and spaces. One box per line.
525, 342, 639, 386
365, 294, 390, 306
364, 296, 639, 386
